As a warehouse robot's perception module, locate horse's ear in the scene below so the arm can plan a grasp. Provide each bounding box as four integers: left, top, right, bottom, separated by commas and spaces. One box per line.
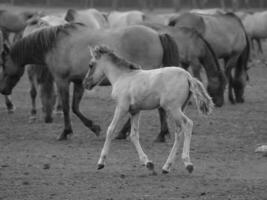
65, 9, 76, 22
88, 46, 95, 58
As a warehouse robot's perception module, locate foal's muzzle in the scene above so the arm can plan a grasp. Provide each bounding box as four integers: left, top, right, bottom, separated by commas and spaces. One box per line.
83, 78, 94, 90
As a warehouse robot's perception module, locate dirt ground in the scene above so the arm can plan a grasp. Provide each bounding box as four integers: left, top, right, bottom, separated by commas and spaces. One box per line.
0, 5, 267, 200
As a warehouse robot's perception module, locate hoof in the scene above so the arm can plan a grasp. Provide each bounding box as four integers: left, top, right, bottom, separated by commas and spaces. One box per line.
57, 130, 73, 141
97, 164, 105, 170
154, 136, 166, 143
29, 116, 37, 123
7, 108, 15, 114
146, 162, 154, 171
114, 132, 128, 140
186, 164, 194, 174
91, 125, 101, 137
44, 117, 53, 123
162, 169, 169, 174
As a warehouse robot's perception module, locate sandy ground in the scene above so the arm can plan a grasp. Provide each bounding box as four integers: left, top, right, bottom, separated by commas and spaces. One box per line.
0, 5, 267, 200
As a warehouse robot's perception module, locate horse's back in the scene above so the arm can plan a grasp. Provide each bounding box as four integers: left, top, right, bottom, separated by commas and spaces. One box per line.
242, 11, 267, 38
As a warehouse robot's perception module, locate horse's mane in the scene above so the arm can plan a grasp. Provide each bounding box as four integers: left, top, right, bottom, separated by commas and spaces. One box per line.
95, 45, 141, 70
10, 22, 84, 66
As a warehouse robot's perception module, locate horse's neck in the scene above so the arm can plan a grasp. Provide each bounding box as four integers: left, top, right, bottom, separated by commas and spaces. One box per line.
102, 59, 130, 85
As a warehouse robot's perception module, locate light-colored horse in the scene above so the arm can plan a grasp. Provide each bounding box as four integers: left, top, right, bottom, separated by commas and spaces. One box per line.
22, 16, 66, 123
0, 23, 179, 141
236, 10, 267, 54
107, 10, 144, 28
190, 8, 227, 15
65, 8, 109, 29
169, 12, 250, 104
143, 13, 178, 25
83, 45, 214, 174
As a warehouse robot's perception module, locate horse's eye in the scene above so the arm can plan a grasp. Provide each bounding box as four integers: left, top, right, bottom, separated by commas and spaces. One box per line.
89, 63, 94, 69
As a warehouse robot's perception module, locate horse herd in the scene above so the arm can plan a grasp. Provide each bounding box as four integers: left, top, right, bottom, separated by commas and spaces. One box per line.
0, 7, 264, 173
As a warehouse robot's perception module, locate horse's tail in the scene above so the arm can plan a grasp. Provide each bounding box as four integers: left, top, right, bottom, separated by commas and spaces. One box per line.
187, 74, 214, 115
158, 33, 180, 66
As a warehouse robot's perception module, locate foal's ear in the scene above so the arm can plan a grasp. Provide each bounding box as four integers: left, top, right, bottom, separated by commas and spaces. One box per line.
88, 46, 95, 58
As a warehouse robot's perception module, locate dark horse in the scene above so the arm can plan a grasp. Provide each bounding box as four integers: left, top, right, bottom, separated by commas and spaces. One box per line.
116, 23, 226, 141
169, 12, 250, 104
0, 23, 180, 140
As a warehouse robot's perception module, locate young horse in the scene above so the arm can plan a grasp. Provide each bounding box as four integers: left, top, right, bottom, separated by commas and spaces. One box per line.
83, 45, 214, 174
0, 23, 179, 141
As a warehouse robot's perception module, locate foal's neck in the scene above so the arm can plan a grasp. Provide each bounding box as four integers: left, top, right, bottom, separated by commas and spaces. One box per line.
102, 58, 132, 85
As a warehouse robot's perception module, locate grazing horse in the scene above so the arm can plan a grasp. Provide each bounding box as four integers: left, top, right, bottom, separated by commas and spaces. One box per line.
169, 12, 250, 104
0, 23, 179, 141
236, 10, 267, 54
116, 23, 226, 142
0, 29, 15, 113
23, 16, 66, 123
107, 10, 144, 28
83, 45, 214, 174
65, 8, 109, 29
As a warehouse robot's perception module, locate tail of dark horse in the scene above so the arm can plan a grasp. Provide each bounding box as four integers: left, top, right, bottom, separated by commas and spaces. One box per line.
158, 33, 180, 67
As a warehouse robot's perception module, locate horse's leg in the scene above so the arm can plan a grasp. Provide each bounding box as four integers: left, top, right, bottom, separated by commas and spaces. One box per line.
56, 80, 73, 140
154, 107, 170, 143
4, 95, 15, 113
72, 83, 101, 136
29, 77, 38, 122
130, 111, 154, 172
224, 56, 239, 104
115, 118, 131, 140
97, 106, 127, 169
162, 108, 183, 174
55, 86, 63, 115
40, 83, 56, 123
256, 38, 263, 55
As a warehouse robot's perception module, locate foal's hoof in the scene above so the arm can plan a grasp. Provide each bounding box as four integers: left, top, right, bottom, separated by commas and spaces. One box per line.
146, 162, 154, 171
186, 164, 194, 174
97, 164, 105, 170
162, 169, 169, 174
91, 125, 101, 137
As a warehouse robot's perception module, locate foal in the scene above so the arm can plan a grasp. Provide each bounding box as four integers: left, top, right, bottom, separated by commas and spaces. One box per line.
83, 45, 214, 174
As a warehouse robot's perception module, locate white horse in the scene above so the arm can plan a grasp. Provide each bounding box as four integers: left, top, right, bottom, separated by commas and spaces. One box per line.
83, 45, 214, 174
107, 10, 144, 28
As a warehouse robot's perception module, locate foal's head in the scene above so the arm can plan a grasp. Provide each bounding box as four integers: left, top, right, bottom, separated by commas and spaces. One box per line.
83, 45, 140, 90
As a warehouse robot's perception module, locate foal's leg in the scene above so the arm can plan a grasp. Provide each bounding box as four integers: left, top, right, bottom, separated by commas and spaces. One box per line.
97, 106, 127, 169
162, 108, 183, 173
56, 80, 73, 140
72, 83, 101, 136
116, 108, 170, 142
5, 95, 15, 113
130, 112, 154, 171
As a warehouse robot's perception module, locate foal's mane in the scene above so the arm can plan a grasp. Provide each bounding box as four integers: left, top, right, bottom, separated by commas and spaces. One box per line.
10, 22, 84, 66
95, 46, 141, 70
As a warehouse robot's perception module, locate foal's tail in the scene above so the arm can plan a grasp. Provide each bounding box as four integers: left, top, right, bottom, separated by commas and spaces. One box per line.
187, 75, 214, 115
158, 33, 180, 66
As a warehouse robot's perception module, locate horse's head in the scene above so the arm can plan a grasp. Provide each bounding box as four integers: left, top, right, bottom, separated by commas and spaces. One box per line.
0, 46, 24, 95
83, 45, 107, 90
207, 72, 226, 107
